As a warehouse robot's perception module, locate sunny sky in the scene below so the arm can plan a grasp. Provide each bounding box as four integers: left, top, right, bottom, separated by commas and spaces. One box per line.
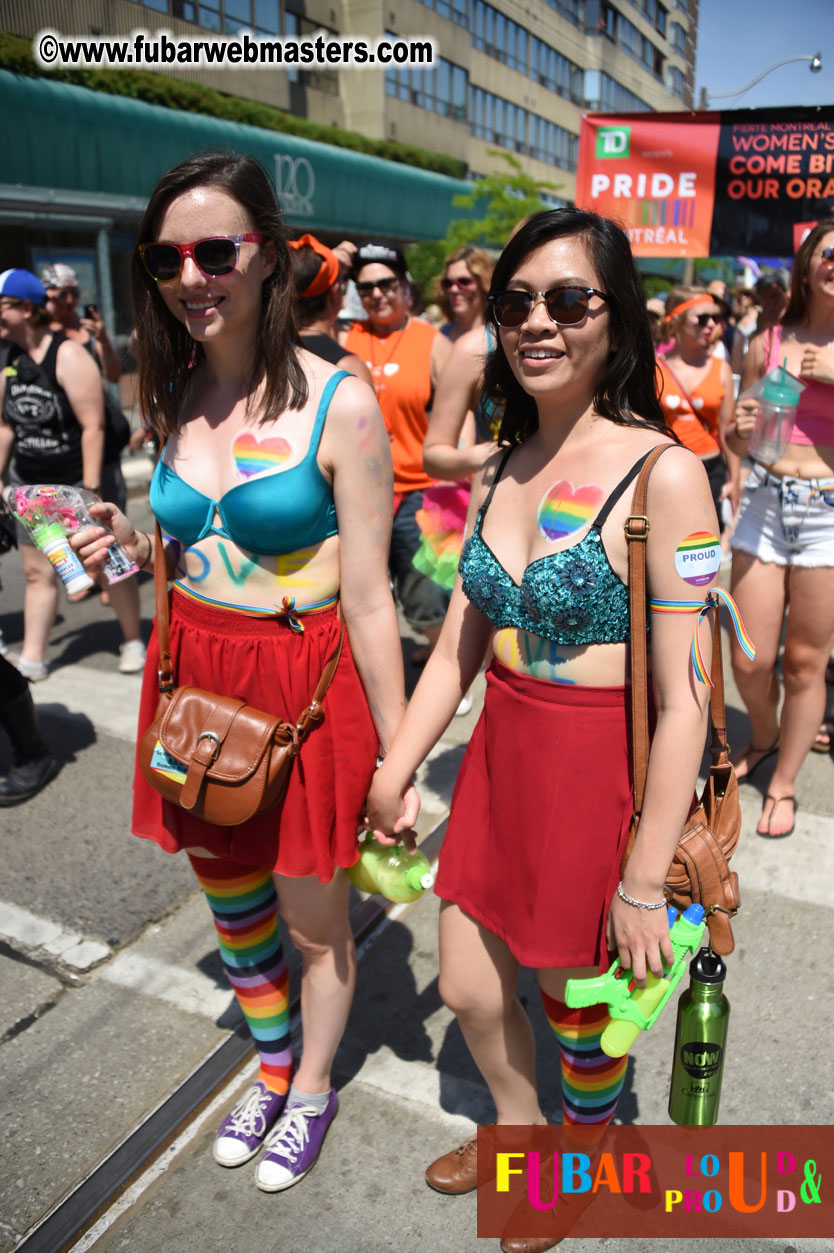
694, 0, 831, 110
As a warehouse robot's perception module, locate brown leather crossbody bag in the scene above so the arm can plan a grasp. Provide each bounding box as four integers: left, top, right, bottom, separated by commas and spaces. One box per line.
137, 520, 343, 827
619, 445, 741, 954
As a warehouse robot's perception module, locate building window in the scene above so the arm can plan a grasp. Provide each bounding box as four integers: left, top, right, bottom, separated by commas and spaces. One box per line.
529, 35, 580, 101
472, 2, 527, 75
412, 0, 469, 27
387, 55, 468, 121
470, 86, 577, 171
668, 65, 686, 98
541, 0, 581, 23
670, 21, 687, 55
583, 69, 651, 112
254, 0, 279, 32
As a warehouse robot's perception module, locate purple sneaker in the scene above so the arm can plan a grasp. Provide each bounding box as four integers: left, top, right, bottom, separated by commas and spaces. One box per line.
213, 1080, 287, 1168
255, 1089, 339, 1191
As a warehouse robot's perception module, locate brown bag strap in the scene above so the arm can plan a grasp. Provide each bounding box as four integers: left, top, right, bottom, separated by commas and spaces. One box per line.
626, 445, 730, 819
151, 517, 344, 718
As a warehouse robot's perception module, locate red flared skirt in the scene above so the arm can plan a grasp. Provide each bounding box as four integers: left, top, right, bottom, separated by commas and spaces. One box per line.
132, 591, 377, 881
435, 660, 634, 970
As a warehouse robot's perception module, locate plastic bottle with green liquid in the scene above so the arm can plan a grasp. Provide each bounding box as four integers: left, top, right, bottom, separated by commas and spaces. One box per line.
347, 832, 434, 903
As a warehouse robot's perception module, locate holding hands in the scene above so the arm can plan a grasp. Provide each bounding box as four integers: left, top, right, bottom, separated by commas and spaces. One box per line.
365, 765, 420, 850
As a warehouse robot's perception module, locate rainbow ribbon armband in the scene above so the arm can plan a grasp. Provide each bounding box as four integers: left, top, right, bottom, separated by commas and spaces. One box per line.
650, 587, 755, 686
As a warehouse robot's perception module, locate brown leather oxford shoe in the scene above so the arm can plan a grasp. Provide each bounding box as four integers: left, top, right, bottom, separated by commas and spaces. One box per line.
425, 1136, 479, 1194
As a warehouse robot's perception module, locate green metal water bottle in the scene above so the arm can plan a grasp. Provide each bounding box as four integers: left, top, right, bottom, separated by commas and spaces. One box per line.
668, 948, 730, 1126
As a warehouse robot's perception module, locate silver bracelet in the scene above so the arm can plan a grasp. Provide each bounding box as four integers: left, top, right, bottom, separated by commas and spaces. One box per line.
617, 881, 667, 911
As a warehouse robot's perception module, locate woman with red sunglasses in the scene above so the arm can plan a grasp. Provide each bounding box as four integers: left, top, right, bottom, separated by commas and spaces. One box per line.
72, 152, 409, 1192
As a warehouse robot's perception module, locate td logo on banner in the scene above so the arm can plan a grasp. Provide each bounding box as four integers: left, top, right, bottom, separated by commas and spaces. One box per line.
595, 127, 631, 159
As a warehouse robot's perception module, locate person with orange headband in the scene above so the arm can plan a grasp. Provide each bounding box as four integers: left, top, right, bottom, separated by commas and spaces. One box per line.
288, 234, 372, 386
655, 285, 736, 530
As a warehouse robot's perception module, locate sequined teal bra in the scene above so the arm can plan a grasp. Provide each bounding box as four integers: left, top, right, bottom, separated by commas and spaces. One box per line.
459, 448, 654, 645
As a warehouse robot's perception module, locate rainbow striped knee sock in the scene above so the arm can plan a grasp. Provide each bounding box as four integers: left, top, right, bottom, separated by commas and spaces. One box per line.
541, 993, 627, 1137
189, 855, 292, 1095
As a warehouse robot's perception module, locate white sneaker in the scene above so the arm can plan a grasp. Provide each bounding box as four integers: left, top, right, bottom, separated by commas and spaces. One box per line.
16, 657, 48, 682
118, 640, 147, 674
455, 690, 473, 717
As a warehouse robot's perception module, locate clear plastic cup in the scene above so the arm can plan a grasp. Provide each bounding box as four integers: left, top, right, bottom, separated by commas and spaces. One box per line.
745, 365, 805, 462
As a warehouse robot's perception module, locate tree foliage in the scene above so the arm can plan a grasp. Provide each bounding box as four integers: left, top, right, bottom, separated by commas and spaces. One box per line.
406, 152, 562, 299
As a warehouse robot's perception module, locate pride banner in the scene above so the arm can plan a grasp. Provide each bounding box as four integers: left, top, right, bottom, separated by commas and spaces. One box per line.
575, 105, 834, 258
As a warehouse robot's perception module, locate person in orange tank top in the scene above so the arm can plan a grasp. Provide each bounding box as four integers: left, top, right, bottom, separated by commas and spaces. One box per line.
655, 285, 736, 530
344, 244, 452, 660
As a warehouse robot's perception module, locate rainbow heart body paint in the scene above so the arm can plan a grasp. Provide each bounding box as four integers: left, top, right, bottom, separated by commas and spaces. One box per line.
537, 481, 605, 541
233, 432, 292, 480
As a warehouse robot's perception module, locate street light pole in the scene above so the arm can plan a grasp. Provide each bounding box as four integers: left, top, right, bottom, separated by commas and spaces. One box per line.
699, 52, 822, 109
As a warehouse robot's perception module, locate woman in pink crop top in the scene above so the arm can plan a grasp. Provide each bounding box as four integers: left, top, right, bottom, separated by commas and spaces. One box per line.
71, 153, 410, 1190
726, 220, 834, 838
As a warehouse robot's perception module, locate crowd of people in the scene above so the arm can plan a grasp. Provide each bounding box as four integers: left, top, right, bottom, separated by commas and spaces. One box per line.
0, 149, 832, 1250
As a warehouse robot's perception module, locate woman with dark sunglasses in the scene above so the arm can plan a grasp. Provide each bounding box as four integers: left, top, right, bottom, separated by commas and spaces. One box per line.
434, 244, 493, 344
344, 242, 452, 665
367, 209, 719, 1252
726, 219, 834, 837
71, 152, 409, 1191
655, 285, 735, 528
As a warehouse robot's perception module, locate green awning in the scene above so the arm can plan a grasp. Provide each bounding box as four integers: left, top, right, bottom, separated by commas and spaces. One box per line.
0, 70, 474, 241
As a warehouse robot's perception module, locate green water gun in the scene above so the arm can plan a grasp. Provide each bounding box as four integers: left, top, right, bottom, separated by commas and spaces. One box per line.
564, 904, 706, 1057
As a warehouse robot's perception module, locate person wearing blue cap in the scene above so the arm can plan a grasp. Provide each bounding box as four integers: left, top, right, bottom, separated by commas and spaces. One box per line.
0, 268, 139, 680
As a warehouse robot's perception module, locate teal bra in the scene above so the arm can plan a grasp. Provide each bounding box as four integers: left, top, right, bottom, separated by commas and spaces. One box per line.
459, 447, 654, 645
150, 371, 347, 557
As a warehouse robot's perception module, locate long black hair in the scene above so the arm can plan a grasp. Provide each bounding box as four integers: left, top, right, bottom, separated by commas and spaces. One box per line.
483, 208, 667, 444
132, 150, 307, 438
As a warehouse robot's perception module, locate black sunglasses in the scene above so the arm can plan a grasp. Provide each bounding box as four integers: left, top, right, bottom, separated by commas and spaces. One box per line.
356, 276, 401, 297
138, 234, 267, 282
489, 285, 608, 329
694, 312, 725, 327
816, 247, 834, 262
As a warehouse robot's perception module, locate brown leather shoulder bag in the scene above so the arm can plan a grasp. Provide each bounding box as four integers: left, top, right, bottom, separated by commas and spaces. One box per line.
619, 445, 741, 954
137, 520, 343, 826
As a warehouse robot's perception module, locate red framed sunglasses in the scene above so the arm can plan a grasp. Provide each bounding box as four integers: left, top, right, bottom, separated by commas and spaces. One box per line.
138, 234, 267, 282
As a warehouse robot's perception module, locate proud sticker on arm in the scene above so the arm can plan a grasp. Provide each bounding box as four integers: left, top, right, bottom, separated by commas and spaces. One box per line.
674, 532, 721, 587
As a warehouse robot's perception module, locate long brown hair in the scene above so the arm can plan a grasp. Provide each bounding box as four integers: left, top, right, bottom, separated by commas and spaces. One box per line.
782, 217, 834, 327
132, 151, 307, 437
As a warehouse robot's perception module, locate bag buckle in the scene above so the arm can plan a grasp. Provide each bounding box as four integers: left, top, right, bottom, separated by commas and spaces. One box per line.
196, 730, 221, 762
624, 514, 650, 541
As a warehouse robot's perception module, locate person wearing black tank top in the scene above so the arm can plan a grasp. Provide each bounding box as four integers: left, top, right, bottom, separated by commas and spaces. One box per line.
0, 268, 144, 681
368, 210, 722, 1251
288, 234, 372, 386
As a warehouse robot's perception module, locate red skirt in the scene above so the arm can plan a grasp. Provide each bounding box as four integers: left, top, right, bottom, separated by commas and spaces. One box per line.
132, 591, 377, 881
435, 660, 634, 970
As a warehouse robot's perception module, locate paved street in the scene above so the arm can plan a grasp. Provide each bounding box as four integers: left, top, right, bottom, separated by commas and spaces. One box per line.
0, 453, 832, 1252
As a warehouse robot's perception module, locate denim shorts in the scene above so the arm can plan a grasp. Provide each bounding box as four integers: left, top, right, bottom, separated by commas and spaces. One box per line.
731, 462, 834, 568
